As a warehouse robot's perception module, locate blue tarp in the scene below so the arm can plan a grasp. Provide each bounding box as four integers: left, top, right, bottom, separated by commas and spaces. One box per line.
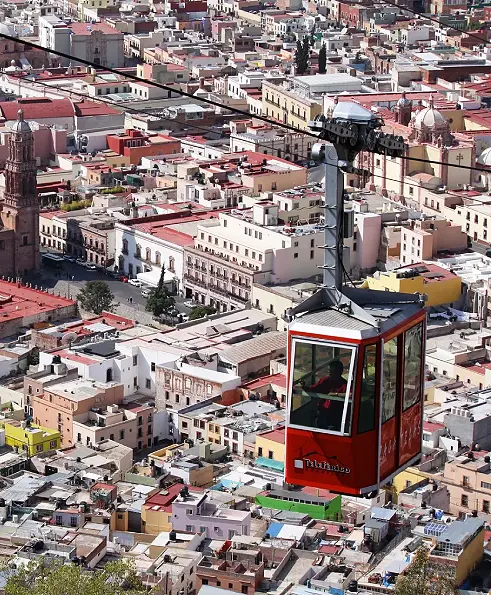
267, 522, 283, 537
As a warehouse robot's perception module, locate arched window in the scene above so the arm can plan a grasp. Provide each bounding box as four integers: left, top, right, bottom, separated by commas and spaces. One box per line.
169, 256, 175, 272
146, 247, 151, 262
136, 244, 141, 258
155, 251, 161, 265
122, 239, 128, 254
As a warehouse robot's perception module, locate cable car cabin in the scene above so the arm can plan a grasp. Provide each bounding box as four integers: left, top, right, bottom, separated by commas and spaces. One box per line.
285, 301, 426, 496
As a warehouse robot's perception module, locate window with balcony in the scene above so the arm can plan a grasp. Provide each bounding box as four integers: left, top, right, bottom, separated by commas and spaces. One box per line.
146, 248, 151, 262
155, 251, 161, 265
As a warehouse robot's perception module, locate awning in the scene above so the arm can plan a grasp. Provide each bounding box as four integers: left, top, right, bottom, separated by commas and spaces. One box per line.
256, 457, 284, 472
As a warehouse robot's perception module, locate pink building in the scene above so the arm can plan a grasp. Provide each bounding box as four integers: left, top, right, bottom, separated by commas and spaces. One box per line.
32, 378, 124, 447
0, 124, 67, 168
401, 218, 468, 266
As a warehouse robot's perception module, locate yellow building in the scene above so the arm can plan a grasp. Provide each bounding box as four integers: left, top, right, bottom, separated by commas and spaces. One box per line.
363, 262, 461, 307
392, 466, 432, 501
262, 81, 322, 132
255, 427, 285, 472
78, 0, 117, 20
2, 420, 60, 456
141, 484, 183, 534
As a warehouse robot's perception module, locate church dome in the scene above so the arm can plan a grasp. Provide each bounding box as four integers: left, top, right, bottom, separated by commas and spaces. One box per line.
10, 109, 31, 134
414, 96, 447, 130
478, 146, 491, 166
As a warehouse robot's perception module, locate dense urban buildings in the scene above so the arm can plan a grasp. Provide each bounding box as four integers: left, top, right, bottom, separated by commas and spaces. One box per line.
0, 0, 491, 592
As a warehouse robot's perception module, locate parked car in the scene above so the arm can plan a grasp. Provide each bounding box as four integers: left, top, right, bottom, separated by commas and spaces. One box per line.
120, 276, 129, 283
76, 258, 86, 266
85, 263, 97, 270
141, 288, 151, 298
108, 271, 120, 278
183, 300, 197, 308
129, 278, 142, 287
63, 255, 76, 262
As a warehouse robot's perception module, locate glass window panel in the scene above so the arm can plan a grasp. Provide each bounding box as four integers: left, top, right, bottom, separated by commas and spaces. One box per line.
358, 344, 377, 433
382, 337, 398, 423
403, 323, 423, 411
290, 340, 355, 434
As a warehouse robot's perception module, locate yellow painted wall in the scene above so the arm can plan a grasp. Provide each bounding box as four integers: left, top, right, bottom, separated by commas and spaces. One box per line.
2, 422, 60, 457
454, 528, 484, 585
364, 271, 461, 307
255, 435, 286, 463
141, 506, 172, 535
392, 467, 430, 501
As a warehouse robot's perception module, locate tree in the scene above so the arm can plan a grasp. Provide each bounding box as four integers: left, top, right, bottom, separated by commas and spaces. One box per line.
77, 280, 114, 315
318, 43, 327, 74
393, 547, 457, 595
189, 305, 216, 321
145, 265, 175, 319
4, 559, 148, 595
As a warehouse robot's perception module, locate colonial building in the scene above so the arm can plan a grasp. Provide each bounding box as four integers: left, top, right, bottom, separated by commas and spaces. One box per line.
0, 109, 40, 277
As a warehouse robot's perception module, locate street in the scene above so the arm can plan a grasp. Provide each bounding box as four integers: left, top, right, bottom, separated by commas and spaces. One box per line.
35, 260, 192, 325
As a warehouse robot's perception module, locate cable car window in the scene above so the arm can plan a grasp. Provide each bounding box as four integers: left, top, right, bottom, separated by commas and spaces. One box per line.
358, 344, 377, 433
403, 323, 423, 411
382, 337, 398, 423
290, 340, 356, 434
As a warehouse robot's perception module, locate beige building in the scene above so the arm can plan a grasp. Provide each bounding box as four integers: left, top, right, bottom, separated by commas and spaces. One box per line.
443, 453, 491, 517
262, 80, 322, 131
183, 205, 323, 312
400, 218, 468, 266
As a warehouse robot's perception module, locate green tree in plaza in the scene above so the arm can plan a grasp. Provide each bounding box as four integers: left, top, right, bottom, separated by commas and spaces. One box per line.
4, 559, 148, 595
318, 43, 327, 74
188, 305, 217, 320
77, 280, 114, 315
145, 265, 176, 318
393, 547, 457, 595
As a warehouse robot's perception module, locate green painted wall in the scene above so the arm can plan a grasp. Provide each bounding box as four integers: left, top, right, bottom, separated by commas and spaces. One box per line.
255, 493, 342, 520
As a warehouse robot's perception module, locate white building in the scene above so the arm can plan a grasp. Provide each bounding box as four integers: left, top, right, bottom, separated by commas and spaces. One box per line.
39, 16, 124, 68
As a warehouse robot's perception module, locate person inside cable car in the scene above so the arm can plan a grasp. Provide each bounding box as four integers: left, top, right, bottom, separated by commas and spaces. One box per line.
300, 360, 347, 431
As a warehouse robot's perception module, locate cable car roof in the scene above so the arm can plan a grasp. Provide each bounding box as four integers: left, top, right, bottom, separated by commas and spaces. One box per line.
290, 300, 422, 341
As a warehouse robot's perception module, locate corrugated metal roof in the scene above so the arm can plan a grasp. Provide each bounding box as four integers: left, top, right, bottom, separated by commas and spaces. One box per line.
297, 309, 373, 331
219, 331, 287, 365
436, 517, 484, 545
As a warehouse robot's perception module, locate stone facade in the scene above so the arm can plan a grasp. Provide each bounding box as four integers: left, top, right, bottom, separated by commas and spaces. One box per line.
0, 110, 40, 278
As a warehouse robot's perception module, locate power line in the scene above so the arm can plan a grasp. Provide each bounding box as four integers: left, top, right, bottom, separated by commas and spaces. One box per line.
0, 31, 490, 179
14, 69, 491, 218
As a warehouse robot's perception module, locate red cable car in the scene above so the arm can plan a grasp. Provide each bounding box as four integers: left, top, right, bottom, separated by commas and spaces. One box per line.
284, 101, 426, 496
285, 292, 426, 496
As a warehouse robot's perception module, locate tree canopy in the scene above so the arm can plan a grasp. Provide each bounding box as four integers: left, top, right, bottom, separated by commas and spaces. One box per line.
77, 280, 114, 315
393, 547, 457, 595
145, 265, 176, 318
295, 38, 310, 75
318, 43, 327, 74
188, 305, 216, 321
4, 559, 149, 595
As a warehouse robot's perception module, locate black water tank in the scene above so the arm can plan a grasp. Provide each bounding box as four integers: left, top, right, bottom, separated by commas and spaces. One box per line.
348, 580, 358, 592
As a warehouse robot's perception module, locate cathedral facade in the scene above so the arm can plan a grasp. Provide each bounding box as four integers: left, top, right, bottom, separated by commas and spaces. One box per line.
0, 109, 40, 278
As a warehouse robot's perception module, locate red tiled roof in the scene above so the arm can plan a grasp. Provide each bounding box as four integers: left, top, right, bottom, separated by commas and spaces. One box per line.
73, 101, 121, 117
0, 280, 75, 324
0, 98, 74, 121
257, 427, 285, 445
68, 22, 119, 35
243, 373, 287, 391
423, 421, 445, 432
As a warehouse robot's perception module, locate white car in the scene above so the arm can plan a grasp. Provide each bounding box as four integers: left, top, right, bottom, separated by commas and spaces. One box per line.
141, 288, 151, 298
85, 263, 97, 270
129, 278, 142, 287
183, 300, 197, 309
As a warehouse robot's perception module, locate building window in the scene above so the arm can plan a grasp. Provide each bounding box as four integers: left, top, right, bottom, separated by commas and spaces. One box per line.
242, 587, 248, 594
258, 447, 263, 457
202, 580, 208, 586
120, 430, 125, 439
49, 440, 57, 448
483, 500, 490, 513
145, 379, 151, 389
133, 355, 138, 366
461, 494, 468, 507
294, 253, 298, 258
463, 476, 470, 487
70, 517, 78, 527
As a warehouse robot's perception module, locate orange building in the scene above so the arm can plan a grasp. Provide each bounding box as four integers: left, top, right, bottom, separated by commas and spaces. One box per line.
106, 129, 181, 165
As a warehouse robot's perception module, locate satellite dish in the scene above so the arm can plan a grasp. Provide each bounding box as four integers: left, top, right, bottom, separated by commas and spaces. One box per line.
61, 331, 78, 346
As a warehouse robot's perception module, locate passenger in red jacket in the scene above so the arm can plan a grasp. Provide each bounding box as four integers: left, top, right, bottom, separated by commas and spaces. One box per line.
304, 360, 347, 431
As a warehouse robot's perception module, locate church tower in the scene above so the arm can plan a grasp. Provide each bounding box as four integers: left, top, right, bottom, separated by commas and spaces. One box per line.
1, 109, 40, 276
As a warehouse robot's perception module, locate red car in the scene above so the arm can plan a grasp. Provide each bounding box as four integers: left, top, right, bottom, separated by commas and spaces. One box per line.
119, 276, 129, 283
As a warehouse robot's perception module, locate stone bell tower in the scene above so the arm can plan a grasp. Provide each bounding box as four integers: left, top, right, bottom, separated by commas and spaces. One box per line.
1, 109, 40, 276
